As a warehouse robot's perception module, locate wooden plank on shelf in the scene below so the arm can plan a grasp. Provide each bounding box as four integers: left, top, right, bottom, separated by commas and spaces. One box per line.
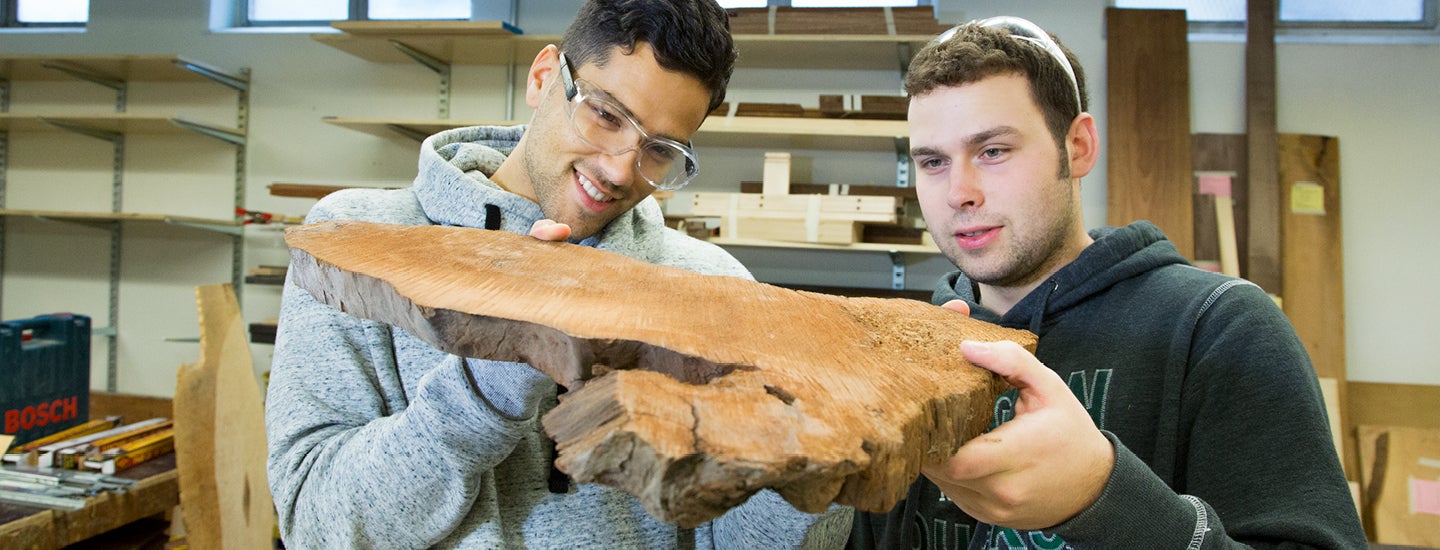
697, 115, 907, 150
19, 114, 244, 139
323, 114, 908, 150
0, 55, 244, 84
0, 209, 239, 228
321, 116, 504, 141
741, 181, 918, 200
174, 284, 277, 549
331, 20, 520, 36
1105, 8, 1194, 260
726, 7, 947, 36
691, 193, 900, 223
1279, 134, 1351, 476
725, 216, 862, 245
710, 237, 938, 254
268, 182, 362, 199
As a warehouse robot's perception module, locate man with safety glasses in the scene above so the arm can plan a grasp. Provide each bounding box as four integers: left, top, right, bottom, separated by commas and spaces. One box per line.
848, 16, 1365, 550
265, 0, 849, 547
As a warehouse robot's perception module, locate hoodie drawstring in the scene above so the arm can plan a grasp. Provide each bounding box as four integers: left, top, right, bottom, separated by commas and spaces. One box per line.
1028, 280, 1059, 334
483, 203, 501, 230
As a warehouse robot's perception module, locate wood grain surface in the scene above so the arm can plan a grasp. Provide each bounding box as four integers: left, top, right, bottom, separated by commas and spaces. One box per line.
284, 220, 1035, 526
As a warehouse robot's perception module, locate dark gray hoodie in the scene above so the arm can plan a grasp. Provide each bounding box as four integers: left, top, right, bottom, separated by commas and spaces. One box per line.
849, 221, 1366, 549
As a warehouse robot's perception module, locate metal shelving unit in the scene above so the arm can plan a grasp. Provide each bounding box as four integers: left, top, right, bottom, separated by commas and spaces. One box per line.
0, 55, 249, 391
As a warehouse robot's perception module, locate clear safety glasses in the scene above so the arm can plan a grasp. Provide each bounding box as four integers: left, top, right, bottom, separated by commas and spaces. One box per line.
559, 52, 700, 191
937, 16, 1083, 112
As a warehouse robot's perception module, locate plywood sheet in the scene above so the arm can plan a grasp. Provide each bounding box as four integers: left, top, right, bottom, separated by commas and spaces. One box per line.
1279, 134, 1350, 476
173, 284, 276, 549
1106, 8, 1194, 259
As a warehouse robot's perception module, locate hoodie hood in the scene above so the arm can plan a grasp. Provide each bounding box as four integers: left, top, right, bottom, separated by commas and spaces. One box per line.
411, 124, 669, 253
932, 221, 1190, 333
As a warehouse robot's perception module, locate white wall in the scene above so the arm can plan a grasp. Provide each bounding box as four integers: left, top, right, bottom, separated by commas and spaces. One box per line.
0, 0, 1433, 395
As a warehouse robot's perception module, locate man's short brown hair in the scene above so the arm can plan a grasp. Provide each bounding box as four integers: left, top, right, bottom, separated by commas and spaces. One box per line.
905, 23, 1088, 176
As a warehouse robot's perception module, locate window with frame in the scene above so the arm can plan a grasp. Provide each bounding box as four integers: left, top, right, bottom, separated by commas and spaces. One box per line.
244, 0, 474, 26
1, 0, 88, 27
1112, 0, 1436, 31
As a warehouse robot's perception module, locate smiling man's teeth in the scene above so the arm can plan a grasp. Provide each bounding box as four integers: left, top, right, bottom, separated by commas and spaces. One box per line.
579, 174, 615, 203
960, 230, 985, 237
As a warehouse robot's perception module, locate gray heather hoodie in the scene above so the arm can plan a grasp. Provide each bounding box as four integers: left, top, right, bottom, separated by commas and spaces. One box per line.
266, 125, 851, 549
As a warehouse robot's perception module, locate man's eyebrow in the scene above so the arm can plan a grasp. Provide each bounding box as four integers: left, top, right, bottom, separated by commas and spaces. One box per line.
911, 126, 1023, 158
587, 83, 689, 144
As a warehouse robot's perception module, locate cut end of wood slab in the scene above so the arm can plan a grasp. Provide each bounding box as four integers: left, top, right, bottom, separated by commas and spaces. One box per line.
284, 220, 1035, 526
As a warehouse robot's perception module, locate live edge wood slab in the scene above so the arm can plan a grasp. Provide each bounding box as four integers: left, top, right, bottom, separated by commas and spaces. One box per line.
284, 220, 1036, 527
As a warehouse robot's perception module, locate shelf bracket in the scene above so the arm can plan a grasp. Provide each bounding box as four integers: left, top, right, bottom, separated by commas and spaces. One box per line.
389, 40, 452, 119
41, 61, 125, 92
889, 251, 906, 290
894, 136, 911, 188
386, 123, 431, 143
171, 118, 246, 146
165, 218, 244, 236
173, 59, 249, 92
40, 118, 122, 142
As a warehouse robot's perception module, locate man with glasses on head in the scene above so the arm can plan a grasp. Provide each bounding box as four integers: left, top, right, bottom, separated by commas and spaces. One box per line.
265, 1, 850, 547
847, 16, 1365, 550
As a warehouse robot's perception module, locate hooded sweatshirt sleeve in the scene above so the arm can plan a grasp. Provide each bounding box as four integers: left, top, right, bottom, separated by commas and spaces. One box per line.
1050, 281, 1365, 549
265, 193, 551, 547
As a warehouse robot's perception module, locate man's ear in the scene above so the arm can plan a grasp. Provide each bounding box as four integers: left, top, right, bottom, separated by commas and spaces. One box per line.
525, 45, 561, 109
1065, 113, 1100, 179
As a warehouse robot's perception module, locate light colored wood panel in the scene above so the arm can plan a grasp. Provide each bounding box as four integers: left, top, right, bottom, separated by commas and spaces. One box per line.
1279, 134, 1349, 475
1349, 381, 1440, 432
1105, 8, 1194, 259
174, 284, 276, 549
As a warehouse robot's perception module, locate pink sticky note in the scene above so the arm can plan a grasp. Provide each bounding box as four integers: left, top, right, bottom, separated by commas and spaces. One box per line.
1412, 477, 1440, 516
1198, 174, 1232, 198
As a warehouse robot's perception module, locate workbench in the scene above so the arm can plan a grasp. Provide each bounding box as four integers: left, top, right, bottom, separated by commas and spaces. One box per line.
0, 454, 177, 548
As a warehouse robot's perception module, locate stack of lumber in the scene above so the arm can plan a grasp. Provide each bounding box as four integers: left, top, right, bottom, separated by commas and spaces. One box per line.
688, 152, 922, 246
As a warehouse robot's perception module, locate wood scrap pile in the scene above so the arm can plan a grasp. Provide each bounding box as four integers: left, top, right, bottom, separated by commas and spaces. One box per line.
687, 152, 931, 247
284, 220, 1035, 526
